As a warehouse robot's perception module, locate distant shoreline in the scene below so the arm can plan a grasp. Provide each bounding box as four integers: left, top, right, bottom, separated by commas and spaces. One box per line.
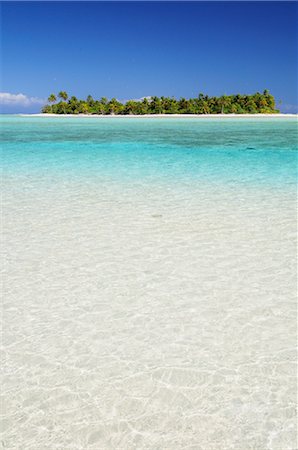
18, 113, 297, 118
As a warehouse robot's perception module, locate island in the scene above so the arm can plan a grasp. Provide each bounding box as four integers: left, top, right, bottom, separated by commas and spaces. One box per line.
42, 90, 279, 115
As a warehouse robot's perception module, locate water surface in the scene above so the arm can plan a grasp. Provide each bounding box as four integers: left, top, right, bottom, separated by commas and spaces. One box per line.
1, 116, 297, 449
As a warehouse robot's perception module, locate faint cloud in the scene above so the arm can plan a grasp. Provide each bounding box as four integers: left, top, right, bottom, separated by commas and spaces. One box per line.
280, 103, 298, 114
121, 96, 152, 103
134, 96, 152, 101
0, 92, 46, 106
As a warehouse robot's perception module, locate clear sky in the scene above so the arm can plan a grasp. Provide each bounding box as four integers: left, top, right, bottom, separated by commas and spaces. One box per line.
1, 1, 297, 113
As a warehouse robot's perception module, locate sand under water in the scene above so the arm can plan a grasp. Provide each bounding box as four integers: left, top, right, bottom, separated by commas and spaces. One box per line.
1, 116, 297, 449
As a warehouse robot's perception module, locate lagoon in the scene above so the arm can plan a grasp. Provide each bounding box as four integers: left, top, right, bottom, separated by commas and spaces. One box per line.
1, 115, 297, 449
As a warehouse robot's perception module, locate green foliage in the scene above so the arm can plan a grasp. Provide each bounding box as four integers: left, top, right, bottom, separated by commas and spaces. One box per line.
41, 104, 53, 113
42, 90, 279, 115
58, 91, 68, 101
48, 94, 56, 104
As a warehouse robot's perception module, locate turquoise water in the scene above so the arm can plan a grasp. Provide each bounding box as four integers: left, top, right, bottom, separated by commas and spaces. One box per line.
1, 115, 297, 189
2, 115, 297, 449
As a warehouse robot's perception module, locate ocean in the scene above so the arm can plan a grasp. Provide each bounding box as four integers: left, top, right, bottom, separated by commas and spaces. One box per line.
1, 115, 297, 449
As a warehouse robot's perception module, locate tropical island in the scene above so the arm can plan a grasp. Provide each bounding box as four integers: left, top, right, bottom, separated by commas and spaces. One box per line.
42, 90, 279, 115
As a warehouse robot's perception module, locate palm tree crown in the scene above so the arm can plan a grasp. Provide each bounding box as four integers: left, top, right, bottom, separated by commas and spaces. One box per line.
48, 94, 56, 103
58, 91, 68, 101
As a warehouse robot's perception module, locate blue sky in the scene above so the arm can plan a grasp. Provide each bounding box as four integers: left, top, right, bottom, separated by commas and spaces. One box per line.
1, 1, 297, 112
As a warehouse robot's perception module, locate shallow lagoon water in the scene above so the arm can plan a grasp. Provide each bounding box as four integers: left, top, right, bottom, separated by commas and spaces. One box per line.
1, 116, 297, 449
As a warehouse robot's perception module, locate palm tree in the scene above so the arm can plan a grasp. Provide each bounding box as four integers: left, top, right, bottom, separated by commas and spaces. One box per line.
150, 96, 163, 114
141, 98, 150, 114
58, 91, 68, 101
219, 95, 231, 114
86, 95, 94, 106
100, 97, 108, 105
48, 94, 56, 104
68, 96, 79, 113
124, 100, 138, 115
79, 102, 90, 114
47, 94, 56, 113
57, 91, 68, 113
108, 98, 122, 115
178, 98, 190, 114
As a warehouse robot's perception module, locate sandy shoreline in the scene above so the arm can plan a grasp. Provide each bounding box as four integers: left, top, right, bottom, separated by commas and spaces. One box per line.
18, 113, 297, 118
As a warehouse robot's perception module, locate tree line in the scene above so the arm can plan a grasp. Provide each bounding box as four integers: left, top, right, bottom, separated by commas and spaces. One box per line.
42, 90, 279, 115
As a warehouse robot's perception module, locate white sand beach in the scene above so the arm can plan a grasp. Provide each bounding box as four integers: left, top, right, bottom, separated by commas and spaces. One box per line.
20, 113, 297, 118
